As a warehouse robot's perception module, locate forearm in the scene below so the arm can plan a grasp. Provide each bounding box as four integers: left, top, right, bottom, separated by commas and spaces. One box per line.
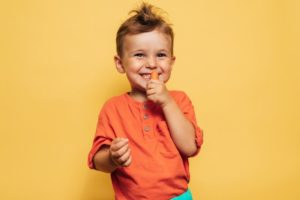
162, 99, 197, 157
93, 145, 118, 173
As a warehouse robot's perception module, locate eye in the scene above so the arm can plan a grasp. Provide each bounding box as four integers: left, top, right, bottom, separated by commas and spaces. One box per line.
157, 53, 167, 57
134, 53, 144, 58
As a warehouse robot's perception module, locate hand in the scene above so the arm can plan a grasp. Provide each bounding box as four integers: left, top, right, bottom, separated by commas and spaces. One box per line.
146, 80, 172, 107
109, 138, 132, 167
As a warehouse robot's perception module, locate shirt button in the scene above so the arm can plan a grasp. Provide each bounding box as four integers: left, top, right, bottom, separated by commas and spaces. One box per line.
143, 104, 148, 109
143, 114, 149, 120
144, 126, 150, 132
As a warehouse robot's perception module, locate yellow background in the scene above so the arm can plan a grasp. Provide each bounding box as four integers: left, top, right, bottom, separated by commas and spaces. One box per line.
1, 0, 299, 199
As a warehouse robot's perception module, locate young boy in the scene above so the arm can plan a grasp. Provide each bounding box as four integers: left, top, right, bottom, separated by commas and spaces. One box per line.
88, 3, 203, 200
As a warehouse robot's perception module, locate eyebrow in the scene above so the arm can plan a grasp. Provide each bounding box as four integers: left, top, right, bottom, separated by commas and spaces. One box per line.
130, 49, 170, 53
131, 49, 145, 53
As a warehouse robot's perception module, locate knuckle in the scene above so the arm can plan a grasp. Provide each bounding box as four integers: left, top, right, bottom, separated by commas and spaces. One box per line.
111, 144, 118, 150
119, 157, 125, 163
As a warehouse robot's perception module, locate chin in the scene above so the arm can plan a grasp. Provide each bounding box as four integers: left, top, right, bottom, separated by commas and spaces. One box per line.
130, 84, 146, 92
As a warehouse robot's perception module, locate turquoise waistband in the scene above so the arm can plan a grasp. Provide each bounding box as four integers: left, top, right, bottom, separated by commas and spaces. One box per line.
171, 188, 192, 200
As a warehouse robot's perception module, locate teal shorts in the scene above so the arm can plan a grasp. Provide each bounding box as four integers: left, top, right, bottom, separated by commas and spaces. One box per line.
171, 188, 192, 200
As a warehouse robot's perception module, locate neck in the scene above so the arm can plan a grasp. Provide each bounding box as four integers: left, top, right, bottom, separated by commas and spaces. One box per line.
129, 89, 148, 102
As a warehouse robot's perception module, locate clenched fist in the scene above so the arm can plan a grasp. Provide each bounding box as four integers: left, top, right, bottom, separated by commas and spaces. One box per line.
110, 138, 132, 167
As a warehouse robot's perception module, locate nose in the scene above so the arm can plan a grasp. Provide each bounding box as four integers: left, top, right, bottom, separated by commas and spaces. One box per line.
146, 56, 157, 69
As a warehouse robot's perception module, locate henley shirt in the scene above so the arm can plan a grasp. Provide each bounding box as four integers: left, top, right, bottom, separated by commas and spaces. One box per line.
88, 90, 203, 200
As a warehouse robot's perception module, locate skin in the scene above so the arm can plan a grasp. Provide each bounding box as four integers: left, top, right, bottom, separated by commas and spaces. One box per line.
93, 29, 197, 173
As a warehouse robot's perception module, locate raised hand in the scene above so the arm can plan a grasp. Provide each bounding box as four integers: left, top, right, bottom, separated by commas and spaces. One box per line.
146, 77, 172, 107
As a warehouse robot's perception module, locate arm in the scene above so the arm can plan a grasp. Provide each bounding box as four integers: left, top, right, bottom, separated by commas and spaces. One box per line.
146, 81, 197, 157
161, 98, 197, 157
93, 145, 118, 173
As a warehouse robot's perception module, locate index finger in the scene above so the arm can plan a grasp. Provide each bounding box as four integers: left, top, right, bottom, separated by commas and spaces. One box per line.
111, 138, 129, 151
112, 137, 128, 144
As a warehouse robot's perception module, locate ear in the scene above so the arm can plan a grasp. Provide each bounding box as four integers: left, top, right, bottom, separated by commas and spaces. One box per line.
170, 56, 176, 68
114, 55, 125, 73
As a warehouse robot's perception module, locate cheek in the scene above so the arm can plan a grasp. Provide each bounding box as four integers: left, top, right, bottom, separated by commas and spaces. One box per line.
160, 65, 173, 81
127, 61, 145, 72
161, 62, 173, 73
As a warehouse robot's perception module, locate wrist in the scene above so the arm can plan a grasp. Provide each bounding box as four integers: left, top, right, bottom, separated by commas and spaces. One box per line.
161, 96, 175, 109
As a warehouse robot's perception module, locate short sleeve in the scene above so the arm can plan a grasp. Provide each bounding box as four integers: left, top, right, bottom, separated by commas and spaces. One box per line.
87, 104, 116, 169
175, 91, 204, 157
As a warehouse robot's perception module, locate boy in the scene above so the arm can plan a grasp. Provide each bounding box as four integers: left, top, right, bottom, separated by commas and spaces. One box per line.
88, 3, 203, 200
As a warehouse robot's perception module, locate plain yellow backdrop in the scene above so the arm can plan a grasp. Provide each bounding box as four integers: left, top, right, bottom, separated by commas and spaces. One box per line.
1, 0, 299, 199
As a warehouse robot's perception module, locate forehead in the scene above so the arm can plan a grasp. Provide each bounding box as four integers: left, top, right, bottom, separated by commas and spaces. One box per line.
123, 30, 172, 51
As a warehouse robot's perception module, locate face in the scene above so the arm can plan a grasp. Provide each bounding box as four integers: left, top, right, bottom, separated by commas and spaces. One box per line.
114, 29, 175, 92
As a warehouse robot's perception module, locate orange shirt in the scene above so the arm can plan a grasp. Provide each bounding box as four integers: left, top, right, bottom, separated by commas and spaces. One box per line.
88, 91, 203, 200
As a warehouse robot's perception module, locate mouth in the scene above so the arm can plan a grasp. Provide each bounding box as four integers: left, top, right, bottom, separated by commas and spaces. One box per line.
140, 73, 152, 80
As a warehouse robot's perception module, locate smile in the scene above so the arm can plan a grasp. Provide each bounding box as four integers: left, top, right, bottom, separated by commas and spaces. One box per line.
140, 73, 151, 80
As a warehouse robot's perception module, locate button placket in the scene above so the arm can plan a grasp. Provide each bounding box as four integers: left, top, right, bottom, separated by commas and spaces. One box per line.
143, 103, 148, 109
144, 126, 150, 132
143, 114, 149, 120
143, 115, 151, 133
142, 103, 152, 136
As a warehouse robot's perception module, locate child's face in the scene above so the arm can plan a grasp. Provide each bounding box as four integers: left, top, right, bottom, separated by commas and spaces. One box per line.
114, 29, 175, 92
